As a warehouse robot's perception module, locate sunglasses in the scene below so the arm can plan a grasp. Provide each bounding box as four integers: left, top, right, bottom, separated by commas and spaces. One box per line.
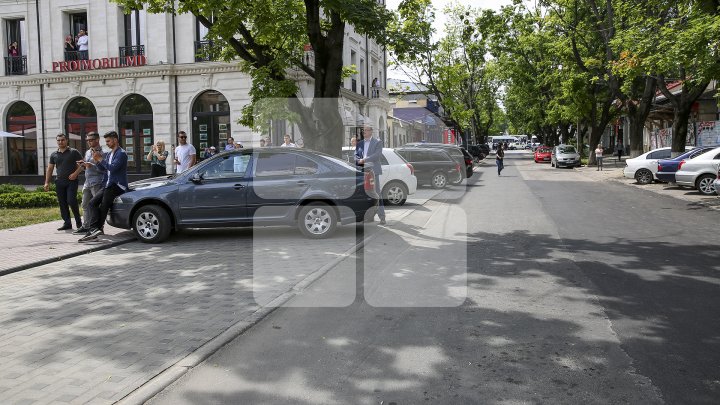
179, 136, 187, 139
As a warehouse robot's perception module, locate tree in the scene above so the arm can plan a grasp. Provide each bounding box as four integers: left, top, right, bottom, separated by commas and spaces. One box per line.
388, 1, 501, 144
112, 0, 392, 155
616, 0, 720, 155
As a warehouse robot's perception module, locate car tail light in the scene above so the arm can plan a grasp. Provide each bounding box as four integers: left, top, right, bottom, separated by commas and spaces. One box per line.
658, 163, 663, 172
364, 171, 375, 192
406, 163, 414, 175
678, 160, 686, 171
464, 158, 472, 166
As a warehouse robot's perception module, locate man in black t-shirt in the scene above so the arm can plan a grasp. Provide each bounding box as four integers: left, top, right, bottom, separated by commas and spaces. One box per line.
44, 133, 84, 231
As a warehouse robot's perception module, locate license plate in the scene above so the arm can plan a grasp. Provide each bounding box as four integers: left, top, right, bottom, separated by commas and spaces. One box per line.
543, 158, 549, 161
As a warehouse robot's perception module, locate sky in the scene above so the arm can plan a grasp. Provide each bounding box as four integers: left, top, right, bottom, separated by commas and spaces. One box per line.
384, 0, 515, 80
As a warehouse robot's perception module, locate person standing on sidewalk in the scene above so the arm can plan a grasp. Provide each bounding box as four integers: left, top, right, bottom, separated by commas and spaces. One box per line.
173, 131, 196, 173
496, 144, 505, 176
73, 132, 105, 235
44, 133, 83, 231
616, 142, 623, 163
595, 144, 604, 171
146, 140, 169, 177
78, 131, 128, 242
355, 124, 386, 225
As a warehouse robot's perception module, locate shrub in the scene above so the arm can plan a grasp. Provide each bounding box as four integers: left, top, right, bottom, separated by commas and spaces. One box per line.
0, 192, 60, 209
35, 183, 56, 193
0, 184, 27, 194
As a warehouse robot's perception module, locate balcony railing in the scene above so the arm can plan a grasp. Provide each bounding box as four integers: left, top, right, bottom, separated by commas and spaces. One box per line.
119, 45, 145, 65
194, 40, 216, 62
64, 51, 81, 61
4, 56, 27, 75
371, 86, 388, 99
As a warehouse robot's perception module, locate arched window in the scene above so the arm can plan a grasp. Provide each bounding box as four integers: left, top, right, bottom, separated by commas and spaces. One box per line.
192, 90, 230, 159
118, 94, 153, 174
5, 101, 37, 175
65, 97, 97, 153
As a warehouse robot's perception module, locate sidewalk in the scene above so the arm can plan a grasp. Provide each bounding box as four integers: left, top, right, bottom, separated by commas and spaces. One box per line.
0, 221, 135, 276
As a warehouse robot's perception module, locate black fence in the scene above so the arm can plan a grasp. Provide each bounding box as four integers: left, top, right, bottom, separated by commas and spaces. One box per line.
194, 40, 216, 62
4, 56, 27, 75
119, 45, 145, 65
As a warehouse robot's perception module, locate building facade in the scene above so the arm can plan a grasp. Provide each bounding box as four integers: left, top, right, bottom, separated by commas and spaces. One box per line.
0, 0, 390, 180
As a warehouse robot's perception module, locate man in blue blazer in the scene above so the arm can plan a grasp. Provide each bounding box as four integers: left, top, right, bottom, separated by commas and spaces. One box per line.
355, 124, 386, 224
79, 130, 129, 241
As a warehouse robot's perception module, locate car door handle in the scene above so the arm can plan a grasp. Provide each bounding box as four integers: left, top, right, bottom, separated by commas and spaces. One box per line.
234, 184, 245, 190
296, 181, 307, 187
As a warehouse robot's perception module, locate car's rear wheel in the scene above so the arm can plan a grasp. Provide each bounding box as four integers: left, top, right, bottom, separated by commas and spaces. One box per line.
431, 172, 448, 189
383, 182, 408, 206
132, 204, 172, 243
298, 202, 337, 239
635, 169, 653, 185
696, 174, 716, 195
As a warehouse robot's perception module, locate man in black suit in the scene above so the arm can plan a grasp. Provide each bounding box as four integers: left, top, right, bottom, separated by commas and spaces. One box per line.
355, 124, 386, 225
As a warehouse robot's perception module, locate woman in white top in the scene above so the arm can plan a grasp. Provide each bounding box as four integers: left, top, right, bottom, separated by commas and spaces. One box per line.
595, 144, 604, 171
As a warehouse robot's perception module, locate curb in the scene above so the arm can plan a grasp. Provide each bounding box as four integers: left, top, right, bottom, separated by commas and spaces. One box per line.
115, 207, 420, 405
0, 234, 137, 278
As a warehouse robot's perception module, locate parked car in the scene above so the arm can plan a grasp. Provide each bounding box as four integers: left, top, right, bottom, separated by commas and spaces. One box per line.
108, 148, 379, 243
551, 145, 581, 168
675, 146, 720, 195
394, 147, 462, 189
467, 144, 488, 162
714, 166, 720, 197
534, 146, 552, 163
624, 146, 694, 185
341, 147, 418, 206
656, 147, 716, 183
404, 143, 473, 183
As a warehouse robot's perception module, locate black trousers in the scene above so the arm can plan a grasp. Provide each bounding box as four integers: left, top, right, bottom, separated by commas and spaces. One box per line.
87, 184, 124, 231
55, 179, 81, 227
150, 164, 167, 178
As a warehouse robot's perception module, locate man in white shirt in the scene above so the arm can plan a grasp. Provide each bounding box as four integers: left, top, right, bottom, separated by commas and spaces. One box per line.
173, 131, 196, 173
280, 134, 297, 147
76, 30, 89, 60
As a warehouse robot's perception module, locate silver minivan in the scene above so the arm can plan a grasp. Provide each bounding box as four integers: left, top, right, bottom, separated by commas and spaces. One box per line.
551, 145, 581, 168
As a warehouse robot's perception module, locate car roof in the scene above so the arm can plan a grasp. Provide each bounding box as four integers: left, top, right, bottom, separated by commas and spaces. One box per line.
694, 146, 720, 159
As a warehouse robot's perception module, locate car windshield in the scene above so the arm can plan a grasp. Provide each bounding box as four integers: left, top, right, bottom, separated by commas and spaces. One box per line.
559, 146, 576, 154
538, 148, 551, 153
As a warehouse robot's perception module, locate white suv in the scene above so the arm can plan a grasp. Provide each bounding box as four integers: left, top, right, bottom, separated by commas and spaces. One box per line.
341, 147, 418, 206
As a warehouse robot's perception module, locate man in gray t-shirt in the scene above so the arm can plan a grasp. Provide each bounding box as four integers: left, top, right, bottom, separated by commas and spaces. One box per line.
74, 132, 105, 235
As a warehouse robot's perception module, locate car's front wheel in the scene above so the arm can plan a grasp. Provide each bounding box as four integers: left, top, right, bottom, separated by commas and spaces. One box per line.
298, 202, 337, 239
635, 169, 653, 185
383, 182, 408, 206
132, 204, 172, 243
431, 172, 448, 189
696, 174, 716, 195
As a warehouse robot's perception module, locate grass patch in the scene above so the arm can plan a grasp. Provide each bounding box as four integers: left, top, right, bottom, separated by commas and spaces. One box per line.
0, 207, 66, 230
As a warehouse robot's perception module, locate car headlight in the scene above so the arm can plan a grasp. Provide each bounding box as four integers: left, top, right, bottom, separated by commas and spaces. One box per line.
113, 196, 132, 204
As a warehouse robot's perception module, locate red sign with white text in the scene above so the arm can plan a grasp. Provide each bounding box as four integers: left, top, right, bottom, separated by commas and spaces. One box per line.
52, 55, 147, 72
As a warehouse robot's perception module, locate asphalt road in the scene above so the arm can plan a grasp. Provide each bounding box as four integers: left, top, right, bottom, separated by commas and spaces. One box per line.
147, 152, 720, 405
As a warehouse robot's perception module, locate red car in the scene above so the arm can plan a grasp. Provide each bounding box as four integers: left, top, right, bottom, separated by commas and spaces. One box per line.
534, 147, 552, 163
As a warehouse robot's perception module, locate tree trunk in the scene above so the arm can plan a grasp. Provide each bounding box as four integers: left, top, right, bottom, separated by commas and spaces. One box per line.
626, 76, 656, 158
671, 107, 692, 157
657, 75, 710, 157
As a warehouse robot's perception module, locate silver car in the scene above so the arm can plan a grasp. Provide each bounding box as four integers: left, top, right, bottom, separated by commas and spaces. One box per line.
551, 145, 581, 168
714, 167, 720, 197
674, 146, 720, 195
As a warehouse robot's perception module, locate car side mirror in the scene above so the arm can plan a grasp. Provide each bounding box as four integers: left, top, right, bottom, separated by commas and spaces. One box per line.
191, 172, 203, 184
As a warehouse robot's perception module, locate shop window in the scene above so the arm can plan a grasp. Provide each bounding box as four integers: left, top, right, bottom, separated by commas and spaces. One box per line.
192, 90, 230, 159
5, 101, 37, 175
65, 97, 97, 154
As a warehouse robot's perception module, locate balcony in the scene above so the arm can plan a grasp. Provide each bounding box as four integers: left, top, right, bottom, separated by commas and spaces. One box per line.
119, 45, 145, 65
4, 56, 27, 75
371, 86, 388, 99
64, 51, 81, 61
194, 40, 217, 62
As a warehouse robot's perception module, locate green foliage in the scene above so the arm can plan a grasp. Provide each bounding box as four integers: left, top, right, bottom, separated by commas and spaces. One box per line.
35, 184, 56, 193
0, 192, 59, 209
0, 184, 27, 194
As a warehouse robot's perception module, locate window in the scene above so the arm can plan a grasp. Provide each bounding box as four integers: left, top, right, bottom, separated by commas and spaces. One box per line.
121, 9, 145, 61
5, 101, 37, 175
255, 152, 295, 176
380, 154, 389, 166
203, 155, 250, 179
5, 19, 27, 75
294, 155, 318, 175
648, 150, 671, 159
194, 14, 217, 62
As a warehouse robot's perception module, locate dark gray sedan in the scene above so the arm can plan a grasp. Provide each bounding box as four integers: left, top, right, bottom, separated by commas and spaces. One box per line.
109, 148, 379, 243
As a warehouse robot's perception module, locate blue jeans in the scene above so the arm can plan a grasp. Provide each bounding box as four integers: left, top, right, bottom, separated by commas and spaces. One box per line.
55, 179, 81, 227
496, 158, 504, 175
